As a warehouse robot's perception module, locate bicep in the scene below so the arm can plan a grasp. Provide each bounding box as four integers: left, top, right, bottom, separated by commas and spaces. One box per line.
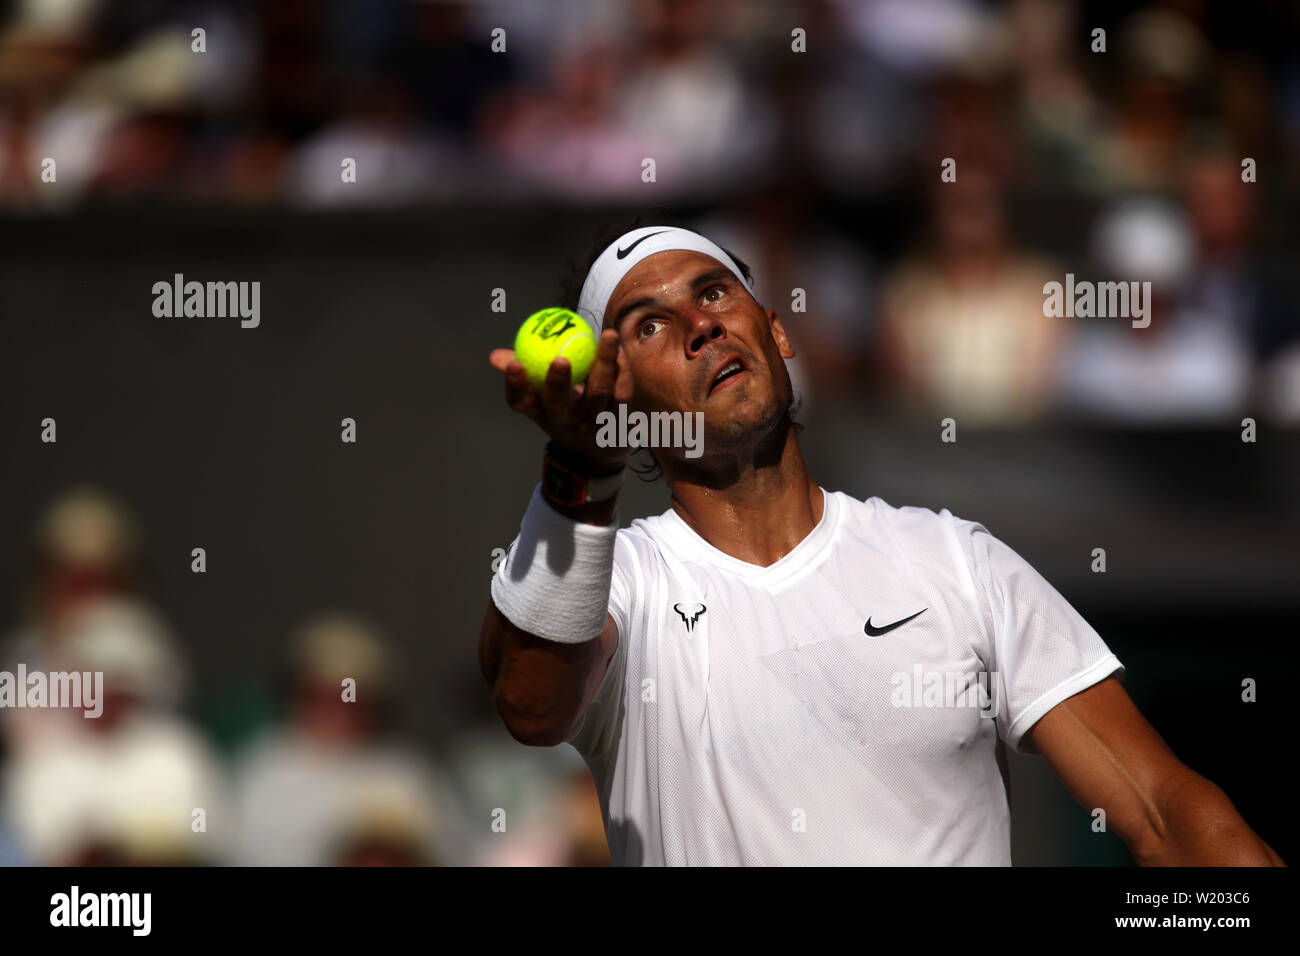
479, 602, 618, 746
585, 612, 620, 704
565, 612, 624, 756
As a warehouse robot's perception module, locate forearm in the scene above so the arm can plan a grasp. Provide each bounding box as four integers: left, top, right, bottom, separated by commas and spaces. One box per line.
482, 478, 621, 744
1138, 773, 1285, 866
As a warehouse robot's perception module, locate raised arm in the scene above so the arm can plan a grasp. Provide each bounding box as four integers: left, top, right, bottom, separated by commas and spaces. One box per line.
479, 328, 632, 746
1026, 676, 1285, 865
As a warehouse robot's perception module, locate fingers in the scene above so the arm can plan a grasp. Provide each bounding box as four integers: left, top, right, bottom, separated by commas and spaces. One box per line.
613, 340, 634, 404
492, 336, 627, 437
581, 330, 621, 403
541, 357, 574, 420
488, 348, 517, 373
502, 359, 537, 417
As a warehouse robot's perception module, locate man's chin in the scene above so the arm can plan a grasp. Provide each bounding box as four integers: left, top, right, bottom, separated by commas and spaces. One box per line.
700, 393, 789, 448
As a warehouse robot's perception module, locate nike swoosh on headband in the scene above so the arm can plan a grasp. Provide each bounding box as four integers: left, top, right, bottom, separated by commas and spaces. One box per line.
616, 230, 670, 259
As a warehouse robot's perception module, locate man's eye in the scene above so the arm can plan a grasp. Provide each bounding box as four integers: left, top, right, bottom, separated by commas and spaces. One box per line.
703, 285, 726, 303
638, 318, 665, 338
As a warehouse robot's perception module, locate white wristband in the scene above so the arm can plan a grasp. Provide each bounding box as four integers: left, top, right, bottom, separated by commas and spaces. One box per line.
490, 484, 617, 644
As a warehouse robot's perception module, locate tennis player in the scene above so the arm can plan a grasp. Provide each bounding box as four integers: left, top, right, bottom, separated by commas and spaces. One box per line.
481, 223, 1284, 866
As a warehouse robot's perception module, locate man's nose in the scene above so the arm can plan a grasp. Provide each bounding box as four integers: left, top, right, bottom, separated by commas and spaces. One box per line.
685, 311, 726, 355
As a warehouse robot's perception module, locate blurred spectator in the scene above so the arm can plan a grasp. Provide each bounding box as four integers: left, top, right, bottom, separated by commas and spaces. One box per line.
1, 485, 148, 754
1181, 139, 1300, 414
283, 78, 463, 207
1006, 0, 1110, 192
798, 10, 915, 196
831, 0, 1000, 77
1057, 196, 1203, 419
1095, 8, 1211, 192
612, 0, 775, 195
484, 0, 775, 200
0, 12, 99, 208
393, 0, 519, 143
0, 0, 1293, 238
448, 721, 607, 866
698, 174, 877, 406
230, 612, 467, 865
0, 8, 242, 206
465, 0, 628, 83
2, 595, 220, 865
878, 166, 1064, 423
1060, 128, 1300, 422
921, 69, 1023, 189
16, 485, 142, 633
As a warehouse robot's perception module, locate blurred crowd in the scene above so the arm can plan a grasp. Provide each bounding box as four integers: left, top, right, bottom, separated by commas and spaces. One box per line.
3, 0, 1297, 422
0, 486, 609, 866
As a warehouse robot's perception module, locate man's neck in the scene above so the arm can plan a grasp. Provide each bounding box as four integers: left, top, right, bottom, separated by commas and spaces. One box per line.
664, 426, 823, 568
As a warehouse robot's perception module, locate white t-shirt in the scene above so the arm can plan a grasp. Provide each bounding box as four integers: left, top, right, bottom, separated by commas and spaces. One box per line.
566, 488, 1123, 865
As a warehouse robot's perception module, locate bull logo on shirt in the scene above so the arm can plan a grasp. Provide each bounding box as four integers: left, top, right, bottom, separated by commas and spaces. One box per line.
673, 603, 707, 633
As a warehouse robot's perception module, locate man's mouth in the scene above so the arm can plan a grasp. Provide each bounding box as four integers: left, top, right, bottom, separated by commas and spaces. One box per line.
707, 355, 750, 396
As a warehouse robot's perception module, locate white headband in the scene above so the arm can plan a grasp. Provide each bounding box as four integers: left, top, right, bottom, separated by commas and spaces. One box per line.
576, 225, 754, 335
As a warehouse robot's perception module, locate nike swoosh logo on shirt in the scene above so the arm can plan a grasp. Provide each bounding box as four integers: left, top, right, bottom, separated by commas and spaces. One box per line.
863, 608, 928, 637
616, 230, 669, 259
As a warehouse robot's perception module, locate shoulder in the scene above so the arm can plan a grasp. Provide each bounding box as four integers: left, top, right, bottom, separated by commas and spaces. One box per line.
617, 511, 667, 546
613, 509, 676, 565
830, 491, 993, 593
833, 490, 986, 549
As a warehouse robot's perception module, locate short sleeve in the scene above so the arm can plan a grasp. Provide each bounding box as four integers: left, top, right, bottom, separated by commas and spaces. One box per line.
961, 520, 1124, 754
565, 533, 636, 762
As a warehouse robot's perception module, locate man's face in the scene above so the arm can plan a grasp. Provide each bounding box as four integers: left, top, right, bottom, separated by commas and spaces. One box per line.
602, 250, 797, 454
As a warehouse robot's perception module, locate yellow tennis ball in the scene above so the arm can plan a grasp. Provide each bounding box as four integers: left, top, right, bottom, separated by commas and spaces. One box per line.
514, 308, 597, 390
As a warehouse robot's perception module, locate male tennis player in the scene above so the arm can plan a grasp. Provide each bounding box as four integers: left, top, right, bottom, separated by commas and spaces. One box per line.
481, 223, 1284, 866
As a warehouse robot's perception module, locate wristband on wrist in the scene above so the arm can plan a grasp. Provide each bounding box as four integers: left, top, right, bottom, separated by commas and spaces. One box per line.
490, 484, 617, 644
541, 441, 624, 508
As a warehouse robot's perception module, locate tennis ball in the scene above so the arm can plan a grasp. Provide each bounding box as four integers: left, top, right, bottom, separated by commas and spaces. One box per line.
514, 307, 597, 390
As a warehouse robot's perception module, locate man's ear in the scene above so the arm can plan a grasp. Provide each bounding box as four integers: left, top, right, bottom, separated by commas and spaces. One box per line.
768, 309, 796, 360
